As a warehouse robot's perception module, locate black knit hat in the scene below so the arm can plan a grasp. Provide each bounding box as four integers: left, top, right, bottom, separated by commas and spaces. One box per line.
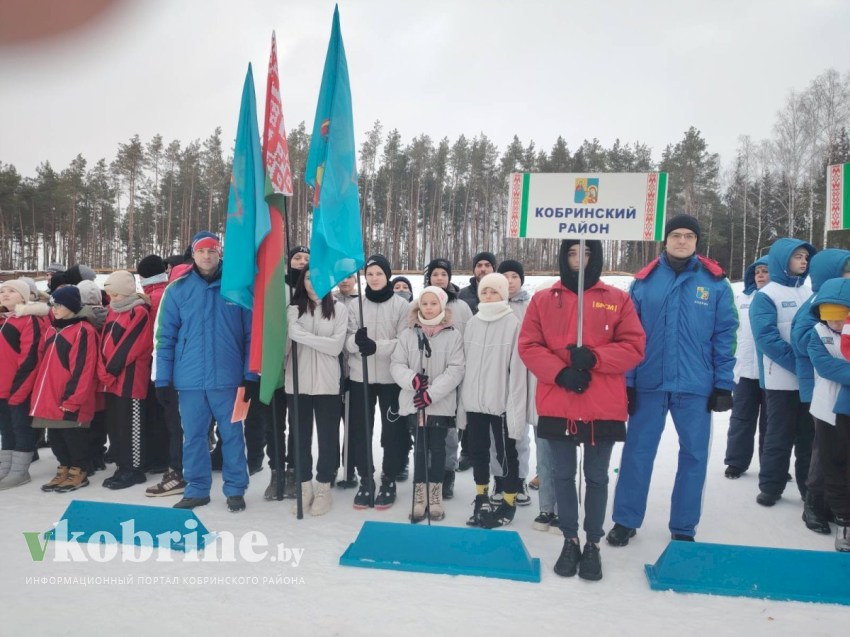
51, 285, 82, 314
137, 255, 166, 279
472, 251, 497, 269
365, 254, 392, 280
392, 276, 412, 291
288, 245, 310, 265
497, 259, 525, 284
664, 214, 701, 244
424, 258, 452, 286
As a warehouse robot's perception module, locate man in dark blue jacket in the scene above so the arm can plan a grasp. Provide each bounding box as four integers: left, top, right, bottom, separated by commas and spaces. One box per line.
155, 231, 257, 512
608, 214, 738, 545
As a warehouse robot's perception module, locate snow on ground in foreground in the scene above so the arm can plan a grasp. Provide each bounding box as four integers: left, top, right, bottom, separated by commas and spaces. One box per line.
3, 275, 843, 636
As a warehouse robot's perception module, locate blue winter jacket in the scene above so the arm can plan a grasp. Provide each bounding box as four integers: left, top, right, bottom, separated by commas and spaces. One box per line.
626, 252, 738, 396
807, 277, 850, 415
155, 264, 257, 390
750, 238, 817, 386
790, 249, 850, 401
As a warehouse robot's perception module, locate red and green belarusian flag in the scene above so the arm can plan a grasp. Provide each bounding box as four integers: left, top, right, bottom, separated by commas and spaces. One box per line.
250, 31, 295, 404
827, 163, 850, 231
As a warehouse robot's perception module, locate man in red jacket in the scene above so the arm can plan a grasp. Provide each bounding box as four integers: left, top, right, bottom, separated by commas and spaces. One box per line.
519, 239, 645, 581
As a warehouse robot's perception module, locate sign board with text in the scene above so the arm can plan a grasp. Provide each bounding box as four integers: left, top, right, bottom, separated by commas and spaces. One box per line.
507, 172, 668, 241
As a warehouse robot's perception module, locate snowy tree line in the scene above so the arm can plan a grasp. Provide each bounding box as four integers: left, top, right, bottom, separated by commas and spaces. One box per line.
1, 68, 848, 278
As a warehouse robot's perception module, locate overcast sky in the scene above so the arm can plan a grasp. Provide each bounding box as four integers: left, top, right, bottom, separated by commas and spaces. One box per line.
1, 0, 849, 178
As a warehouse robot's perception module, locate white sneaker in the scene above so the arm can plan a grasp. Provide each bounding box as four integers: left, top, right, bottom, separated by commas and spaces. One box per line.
310, 481, 333, 516
291, 481, 314, 515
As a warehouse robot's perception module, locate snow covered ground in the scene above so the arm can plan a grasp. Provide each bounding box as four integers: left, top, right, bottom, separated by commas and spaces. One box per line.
3, 274, 844, 636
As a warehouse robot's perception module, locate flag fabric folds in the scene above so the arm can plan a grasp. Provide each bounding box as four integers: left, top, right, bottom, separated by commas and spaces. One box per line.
251, 32, 293, 404
221, 64, 271, 310
305, 5, 365, 300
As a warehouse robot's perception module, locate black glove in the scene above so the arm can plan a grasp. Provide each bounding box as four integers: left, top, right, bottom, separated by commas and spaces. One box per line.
554, 367, 591, 394
412, 373, 429, 391
241, 379, 260, 403
62, 409, 78, 422
567, 344, 597, 370
413, 390, 432, 410
354, 327, 377, 356
707, 388, 733, 412
156, 385, 173, 409
627, 387, 637, 416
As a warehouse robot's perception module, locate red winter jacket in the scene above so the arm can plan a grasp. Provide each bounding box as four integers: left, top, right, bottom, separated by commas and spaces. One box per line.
30, 318, 99, 423
0, 303, 50, 405
519, 280, 645, 426
142, 279, 168, 322
98, 301, 153, 399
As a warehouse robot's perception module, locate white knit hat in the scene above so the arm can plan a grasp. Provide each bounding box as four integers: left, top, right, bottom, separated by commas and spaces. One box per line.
477, 272, 509, 302
0, 279, 30, 306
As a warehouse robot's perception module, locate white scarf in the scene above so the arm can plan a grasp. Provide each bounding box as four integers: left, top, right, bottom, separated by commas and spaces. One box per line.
476, 300, 513, 322
418, 311, 445, 326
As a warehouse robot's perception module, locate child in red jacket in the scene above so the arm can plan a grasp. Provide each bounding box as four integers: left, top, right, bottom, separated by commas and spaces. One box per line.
0, 279, 50, 489
31, 285, 99, 493
99, 270, 153, 490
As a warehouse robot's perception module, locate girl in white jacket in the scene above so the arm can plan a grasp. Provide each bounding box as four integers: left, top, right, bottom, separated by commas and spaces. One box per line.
285, 267, 348, 516
460, 273, 528, 529
390, 286, 465, 522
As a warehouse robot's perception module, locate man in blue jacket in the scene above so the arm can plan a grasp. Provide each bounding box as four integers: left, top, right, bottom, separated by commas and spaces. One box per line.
608, 214, 738, 545
155, 231, 257, 512
749, 237, 817, 508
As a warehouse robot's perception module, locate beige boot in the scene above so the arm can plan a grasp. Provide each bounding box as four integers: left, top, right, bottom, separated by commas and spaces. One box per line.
54, 467, 89, 493
410, 483, 427, 522
0, 451, 33, 490
428, 482, 445, 521
291, 481, 314, 515
41, 466, 69, 492
310, 481, 333, 516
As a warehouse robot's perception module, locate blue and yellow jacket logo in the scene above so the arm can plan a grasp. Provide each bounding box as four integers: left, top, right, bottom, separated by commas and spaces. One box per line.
696, 287, 710, 301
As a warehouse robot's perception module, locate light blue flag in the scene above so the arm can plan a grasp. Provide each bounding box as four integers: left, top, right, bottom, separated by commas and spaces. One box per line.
305, 5, 365, 300
222, 64, 271, 309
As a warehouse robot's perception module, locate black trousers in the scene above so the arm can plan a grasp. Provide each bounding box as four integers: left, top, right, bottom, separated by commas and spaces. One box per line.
0, 398, 37, 452
467, 411, 519, 494
144, 381, 170, 468
411, 416, 448, 483
88, 410, 107, 464
104, 394, 145, 472
759, 390, 813, 498
724, 377, 767, 471
349, 381, 407, 480
262, 388, 288, 471
287, 394, 341, 484
157, 385, 183, 472
49, 427, 91, 472
820, 416, 850, 521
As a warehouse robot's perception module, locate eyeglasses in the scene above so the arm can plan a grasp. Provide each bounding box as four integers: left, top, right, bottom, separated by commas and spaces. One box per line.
668, 233, 697, 241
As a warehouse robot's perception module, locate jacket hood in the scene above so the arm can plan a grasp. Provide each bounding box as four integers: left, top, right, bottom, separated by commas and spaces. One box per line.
509, 289, 530, 304
809, 277, 850, 320
808, 248, 850, 292
12, 301, 50, 318
767, 237, 816, 287
407, 304, 453, 328
559, 239, 603, 292
743, 256, 769, 294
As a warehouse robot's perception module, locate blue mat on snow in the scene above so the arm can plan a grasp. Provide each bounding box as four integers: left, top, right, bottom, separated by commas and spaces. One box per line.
645, 540, 850, 605
44, 500, 210, 552
340, 521, 541, 582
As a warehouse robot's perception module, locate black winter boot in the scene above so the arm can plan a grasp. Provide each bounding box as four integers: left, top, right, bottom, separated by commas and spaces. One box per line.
606, 523, 636, 547
554, 538, 581, 577
466, 493, 492, 527
442, 470, 455, 500
802, 492, 831, 534
578, 542, 603, 581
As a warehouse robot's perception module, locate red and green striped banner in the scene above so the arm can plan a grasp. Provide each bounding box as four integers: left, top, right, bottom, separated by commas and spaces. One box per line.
827, 163, 850, 231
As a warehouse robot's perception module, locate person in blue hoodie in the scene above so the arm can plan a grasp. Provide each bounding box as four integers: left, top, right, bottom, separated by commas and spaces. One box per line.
790, 249, 850, 532
724, 257, 769, 479
807, 277, 850, 551
155, 231, 257, 513
607, 214, 738, 546
749, 237, 817, 507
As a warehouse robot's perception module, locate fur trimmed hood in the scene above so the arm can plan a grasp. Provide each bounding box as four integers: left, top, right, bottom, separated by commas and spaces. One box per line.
407, 304, 453, 328
13, 301, 50, 318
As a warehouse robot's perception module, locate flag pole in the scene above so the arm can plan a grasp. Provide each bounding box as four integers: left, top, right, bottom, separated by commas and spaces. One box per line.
283, 196, 304, 519
355, 274, 375, 508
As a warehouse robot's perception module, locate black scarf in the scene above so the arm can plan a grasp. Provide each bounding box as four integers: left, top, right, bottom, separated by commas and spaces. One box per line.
365, 283, 395, 303
663, 251, 694, 275
285, 268, 304, 289
53, 317, 85, 329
